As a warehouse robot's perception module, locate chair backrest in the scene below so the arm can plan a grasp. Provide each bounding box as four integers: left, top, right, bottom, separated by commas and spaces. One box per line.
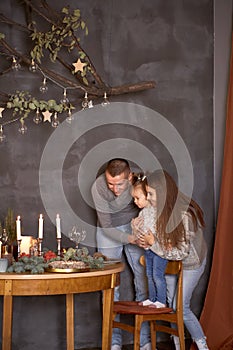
165, 260, 182, 274
165, 260, 183, 314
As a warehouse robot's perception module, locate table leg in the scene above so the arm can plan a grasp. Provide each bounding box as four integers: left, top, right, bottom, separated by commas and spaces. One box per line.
66, 294, 74, 350
102, 288, 114, 350
2, 295, 13, 350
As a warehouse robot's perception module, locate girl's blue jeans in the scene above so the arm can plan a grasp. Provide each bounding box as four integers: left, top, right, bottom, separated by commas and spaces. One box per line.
145, 249, 168, 304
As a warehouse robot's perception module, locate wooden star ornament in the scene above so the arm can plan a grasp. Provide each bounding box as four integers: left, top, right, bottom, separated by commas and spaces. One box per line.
72, 58, 87, 73
0, 107, 5, 118
42, 110, 52, 123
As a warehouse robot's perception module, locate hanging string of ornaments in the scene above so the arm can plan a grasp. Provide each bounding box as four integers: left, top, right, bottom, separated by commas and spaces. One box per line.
0, 1, 155, 143
0, 57, 95, 142
0, 55, 100, 141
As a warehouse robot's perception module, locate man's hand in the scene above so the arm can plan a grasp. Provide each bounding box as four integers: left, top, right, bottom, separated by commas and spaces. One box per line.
128, 234, 139, 244
138, 230, 156, 248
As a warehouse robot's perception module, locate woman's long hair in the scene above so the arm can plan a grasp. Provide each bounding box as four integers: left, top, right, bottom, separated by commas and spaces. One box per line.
147, 169, 205, 248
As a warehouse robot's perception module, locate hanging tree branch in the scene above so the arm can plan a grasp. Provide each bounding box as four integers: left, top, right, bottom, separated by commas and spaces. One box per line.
1, 0, 155, 92
0, 0, 155, 126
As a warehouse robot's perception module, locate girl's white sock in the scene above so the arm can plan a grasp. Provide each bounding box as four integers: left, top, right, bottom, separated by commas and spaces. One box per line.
195, 337, 209, 350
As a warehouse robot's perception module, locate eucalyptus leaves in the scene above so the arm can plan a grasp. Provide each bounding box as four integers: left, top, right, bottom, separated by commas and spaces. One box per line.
30, 7, 88, 62
30, 7, 90, 85
6, 90, 73, 119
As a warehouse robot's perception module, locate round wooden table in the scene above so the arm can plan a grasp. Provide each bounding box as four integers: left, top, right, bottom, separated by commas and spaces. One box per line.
0, 263, 124, 350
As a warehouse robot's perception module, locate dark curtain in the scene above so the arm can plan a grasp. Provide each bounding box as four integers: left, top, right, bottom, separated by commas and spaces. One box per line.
200, 32, 233, 350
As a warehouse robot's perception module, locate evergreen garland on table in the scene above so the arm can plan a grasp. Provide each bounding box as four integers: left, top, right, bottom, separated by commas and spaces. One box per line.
7, 247, 104, 274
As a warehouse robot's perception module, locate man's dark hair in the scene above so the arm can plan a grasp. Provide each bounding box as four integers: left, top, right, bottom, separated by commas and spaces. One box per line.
106, 158, 130, 177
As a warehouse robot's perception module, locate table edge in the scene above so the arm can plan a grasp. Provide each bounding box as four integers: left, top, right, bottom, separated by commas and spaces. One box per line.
0, 262, 125, 280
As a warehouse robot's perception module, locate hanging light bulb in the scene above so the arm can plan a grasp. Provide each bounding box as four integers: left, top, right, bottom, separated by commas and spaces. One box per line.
51, 112, 60, 128
39, 77, 48, 93
81, 92, 89, 109
66, 109, 74, 124
102, 92, 110, 106
12, 56, 21, 71
29, 59, 37, 73
60, 88, 69, 105
0, 125, 6, 143
18, 119, 27, 134
33, 108, 42, 124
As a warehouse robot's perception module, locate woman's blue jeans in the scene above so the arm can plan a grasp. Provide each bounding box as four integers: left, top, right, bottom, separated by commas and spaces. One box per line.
97, 223, 150, 347
165, 258, 207, 341
145, 249, 168, 304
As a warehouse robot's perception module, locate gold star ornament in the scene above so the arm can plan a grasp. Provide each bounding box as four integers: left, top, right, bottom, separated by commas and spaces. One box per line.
42, 110, 52, 123
72, 58, 87, 73
0, 107, 5, 118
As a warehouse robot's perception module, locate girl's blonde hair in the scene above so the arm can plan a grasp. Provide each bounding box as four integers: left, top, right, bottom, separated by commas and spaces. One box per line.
131, 172, 148, 197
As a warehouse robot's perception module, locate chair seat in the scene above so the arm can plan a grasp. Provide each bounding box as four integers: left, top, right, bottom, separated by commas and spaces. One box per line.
112, 261, 185, 350
113, 301, 173, 315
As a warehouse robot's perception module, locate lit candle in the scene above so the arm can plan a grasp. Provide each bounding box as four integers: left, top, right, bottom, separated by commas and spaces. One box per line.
56, 214, 61, 239
16, 216, 21, 240
38, 214, 43, 239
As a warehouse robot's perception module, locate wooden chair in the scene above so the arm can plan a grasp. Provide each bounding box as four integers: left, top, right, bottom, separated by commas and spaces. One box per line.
112, 260, 185, 350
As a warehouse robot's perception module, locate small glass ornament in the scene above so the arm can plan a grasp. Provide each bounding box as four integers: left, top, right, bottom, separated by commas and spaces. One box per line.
29, 59, 37, 73
18, 119, 27, 134
33, 108, 42, 124
102, 92, 110, 106
81, 92, 89, 109
12, 56, 21, 71
66, 109, 74, 124
0, 125, 6, 143
60, 88, 69, 105
51, 112, 60, 128
39, 77, 48, 93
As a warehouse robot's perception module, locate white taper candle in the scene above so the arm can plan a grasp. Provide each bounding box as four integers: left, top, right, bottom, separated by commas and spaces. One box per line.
56, 214, 61, 239
38, 214, 43, 239
16, 216, 21, 240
